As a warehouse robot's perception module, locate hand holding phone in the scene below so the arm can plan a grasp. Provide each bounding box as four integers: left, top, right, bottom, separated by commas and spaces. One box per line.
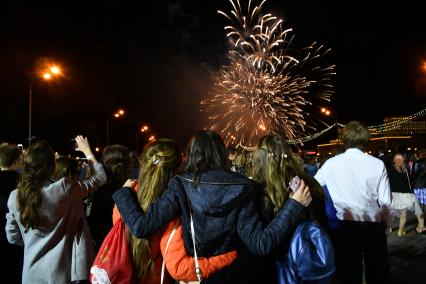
289, 175, 301, 192
17, 144, 24, 152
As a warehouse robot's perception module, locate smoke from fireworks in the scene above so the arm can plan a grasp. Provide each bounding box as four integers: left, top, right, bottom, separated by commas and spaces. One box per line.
202, 0, 335, 146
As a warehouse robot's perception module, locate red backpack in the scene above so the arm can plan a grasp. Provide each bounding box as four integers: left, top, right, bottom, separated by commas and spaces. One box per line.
90, 218, 134, 284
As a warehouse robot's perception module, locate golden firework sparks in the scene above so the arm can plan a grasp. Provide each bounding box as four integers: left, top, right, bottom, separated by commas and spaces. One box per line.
202, 0, 335, 146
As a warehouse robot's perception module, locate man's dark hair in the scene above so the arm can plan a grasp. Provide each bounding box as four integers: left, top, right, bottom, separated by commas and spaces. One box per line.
0, 143, 21, 168
342, 121, 371, 150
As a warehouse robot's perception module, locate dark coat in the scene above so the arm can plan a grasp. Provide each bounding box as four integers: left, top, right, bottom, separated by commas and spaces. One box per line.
87, 179, 124, 250
0, 170, 23, 284
412, 158, 426, 189
113, 169, 304, 258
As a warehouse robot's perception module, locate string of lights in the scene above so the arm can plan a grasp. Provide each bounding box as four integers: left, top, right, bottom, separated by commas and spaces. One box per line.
285, 108, 426, 145
237, 108, 426, 148
368, 108, 426, 133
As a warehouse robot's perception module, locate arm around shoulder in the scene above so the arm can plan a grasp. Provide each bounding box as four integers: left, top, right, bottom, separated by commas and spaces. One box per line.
112, 177, 181, 238
236, 185, 304, 255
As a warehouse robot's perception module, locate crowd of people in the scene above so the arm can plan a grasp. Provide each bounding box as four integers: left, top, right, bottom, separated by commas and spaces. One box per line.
1, 121, 426, 283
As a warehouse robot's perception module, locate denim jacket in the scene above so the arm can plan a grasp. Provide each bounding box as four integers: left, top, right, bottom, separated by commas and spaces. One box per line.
113, 169, 304, 257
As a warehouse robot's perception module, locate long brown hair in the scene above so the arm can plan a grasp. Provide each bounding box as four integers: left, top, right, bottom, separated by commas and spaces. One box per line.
249, 135, 302, 212
250, 135, 324, 214
17, 140, 55, 232
127, 139, 181, 281
185, 130, 229, 184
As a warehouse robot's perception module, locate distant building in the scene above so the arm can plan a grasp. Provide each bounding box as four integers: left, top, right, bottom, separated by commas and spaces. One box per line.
317, 117, 426, 156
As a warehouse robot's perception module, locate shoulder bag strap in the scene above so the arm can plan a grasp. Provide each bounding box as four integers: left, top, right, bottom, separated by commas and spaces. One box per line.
161, 222, 178, 284
187, 195, 202, 283
174, 176, 202, 283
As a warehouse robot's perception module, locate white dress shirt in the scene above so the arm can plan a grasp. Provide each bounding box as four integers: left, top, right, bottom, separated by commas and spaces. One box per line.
315, 148, 392, 222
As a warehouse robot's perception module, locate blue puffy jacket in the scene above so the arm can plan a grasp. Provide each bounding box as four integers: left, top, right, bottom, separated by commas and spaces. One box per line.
113, 169, 304, 257
276, 221, 335, 284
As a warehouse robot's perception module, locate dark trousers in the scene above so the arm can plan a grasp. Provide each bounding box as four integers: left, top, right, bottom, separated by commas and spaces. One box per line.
334, 220, 388, 284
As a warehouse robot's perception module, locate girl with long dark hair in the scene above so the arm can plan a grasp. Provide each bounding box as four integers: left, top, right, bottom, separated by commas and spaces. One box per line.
6, 136, 107, 283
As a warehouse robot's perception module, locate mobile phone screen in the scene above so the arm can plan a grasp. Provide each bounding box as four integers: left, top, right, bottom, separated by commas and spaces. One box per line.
289, 176, 301, 192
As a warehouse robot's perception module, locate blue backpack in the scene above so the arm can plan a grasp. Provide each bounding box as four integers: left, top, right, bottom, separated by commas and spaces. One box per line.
276, 221, 335, 284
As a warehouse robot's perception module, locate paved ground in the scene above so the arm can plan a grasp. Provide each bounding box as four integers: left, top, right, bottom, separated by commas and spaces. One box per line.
388, 212, 426, 284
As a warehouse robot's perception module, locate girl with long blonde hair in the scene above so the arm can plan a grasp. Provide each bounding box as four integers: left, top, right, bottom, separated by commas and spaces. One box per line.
388, 153, 425, 236
250, 134, 326, 219
248, 134, 328, 283
127, 139, 181, 283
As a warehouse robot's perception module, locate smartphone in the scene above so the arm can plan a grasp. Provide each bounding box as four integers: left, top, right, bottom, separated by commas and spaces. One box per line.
17, 144, 24, 151
289, 175, 301, 192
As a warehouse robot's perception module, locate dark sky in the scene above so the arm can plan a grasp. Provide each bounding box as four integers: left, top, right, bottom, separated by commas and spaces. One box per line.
1, 0, 425, 153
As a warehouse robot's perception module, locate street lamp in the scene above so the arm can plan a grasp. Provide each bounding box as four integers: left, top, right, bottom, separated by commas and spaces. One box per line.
28, 64, 63, 145
106, 109, 125, 145
140, 125, 149, 132
321, 107, 331, 116
320, 106, 341, 141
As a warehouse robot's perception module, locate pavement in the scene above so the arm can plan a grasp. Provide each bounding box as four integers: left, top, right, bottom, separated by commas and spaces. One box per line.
388, 212, 426, 284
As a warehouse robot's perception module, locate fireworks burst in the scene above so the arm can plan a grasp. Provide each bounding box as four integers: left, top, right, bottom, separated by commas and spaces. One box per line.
202, 0, 335, 146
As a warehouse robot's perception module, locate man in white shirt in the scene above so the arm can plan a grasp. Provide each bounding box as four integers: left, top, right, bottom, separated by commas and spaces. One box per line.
315, 121, 392, 284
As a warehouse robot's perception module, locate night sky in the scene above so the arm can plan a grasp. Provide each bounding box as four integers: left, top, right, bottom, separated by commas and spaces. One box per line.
1, 0, 425, 153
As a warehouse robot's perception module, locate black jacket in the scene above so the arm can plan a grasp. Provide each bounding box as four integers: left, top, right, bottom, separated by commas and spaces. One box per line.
87, 180, 124, 250
113, 169, 304, 257
412, 158, 426, 189
0, 170, 23, 283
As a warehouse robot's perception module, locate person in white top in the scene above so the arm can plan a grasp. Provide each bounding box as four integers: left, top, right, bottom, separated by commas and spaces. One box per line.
314, 121, 392, 284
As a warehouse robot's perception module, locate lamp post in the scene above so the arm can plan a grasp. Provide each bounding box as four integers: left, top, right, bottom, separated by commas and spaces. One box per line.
320, 107, 341, 141
28, 65, 62, 145
106, 109, 125, 146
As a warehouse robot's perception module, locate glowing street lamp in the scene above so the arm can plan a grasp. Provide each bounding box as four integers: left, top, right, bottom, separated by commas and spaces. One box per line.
140, 125, 149, 132
50, 66, 60, 75
107, 108, 125, 145
148, 135, 155, 141
28, 62, 63, 145
321, 107, 331, 116
42, 73, 52, 80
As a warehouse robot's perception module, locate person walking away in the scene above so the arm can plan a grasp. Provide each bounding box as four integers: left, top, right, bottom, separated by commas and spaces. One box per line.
314, 121, 392, 284
388, 153, 426, 236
